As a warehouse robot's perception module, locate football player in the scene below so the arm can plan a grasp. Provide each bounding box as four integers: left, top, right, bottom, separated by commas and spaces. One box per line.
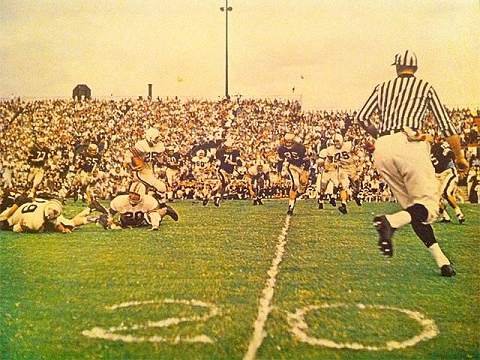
277, 133, 309, 216
1, 198, 70, 233
210, 139, 243, 207
246, 159, 270, 205
164, 145, 182, 202
317, 133, 362, 214
27, 137, 50, 198
430, 139, 465, 223
71, 143, 108, 214
130, 127, 172, 210
104, 182, 178, 230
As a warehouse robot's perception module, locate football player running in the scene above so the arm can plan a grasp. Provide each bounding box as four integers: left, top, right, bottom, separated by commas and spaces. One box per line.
130, 127, 173, 213
70, 143, 108, 215
277, 133, 309, 216
317, 133, 363, 214
210, 139, 243, 207
246, 159, 269, 205
104, 182, 178, 230
430, 138, 466, 223
27, 137, 50, 198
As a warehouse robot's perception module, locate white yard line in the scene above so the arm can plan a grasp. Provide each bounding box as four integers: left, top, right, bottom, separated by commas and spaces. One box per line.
244, 215, 291, 360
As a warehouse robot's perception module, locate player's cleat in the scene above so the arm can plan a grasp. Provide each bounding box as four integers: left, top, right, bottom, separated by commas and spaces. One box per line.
354, 196, 362, 206
150, 226, 160, 231
0, 220, 9, 230
287, 207, 294, 216
457, 214, 465, 224
440, 218, 451, 223
165, 205, 179, 221
257, 199, 264, 205
89, 200, 108, 214
329, 197, 337, 207
318, 202, 324, 210
373, 215, 395, 257
202, 198, 209, 206
213, 198, 220, 207
253, 199, 258, 205
97, 214, 109, 230
440, 264, 456, 277
338, 204, 347, 214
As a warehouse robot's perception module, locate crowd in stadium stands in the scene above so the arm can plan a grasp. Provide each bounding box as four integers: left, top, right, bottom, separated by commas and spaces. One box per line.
0, 97, 479, 203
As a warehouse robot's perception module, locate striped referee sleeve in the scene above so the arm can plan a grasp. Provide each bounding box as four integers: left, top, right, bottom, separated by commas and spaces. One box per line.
356, 85, 379, 127
427, 86, 458, 137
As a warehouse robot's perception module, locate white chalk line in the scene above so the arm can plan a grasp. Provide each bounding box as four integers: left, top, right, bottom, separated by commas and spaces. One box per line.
81, 298, 220, 344
244, 215, 291, 360
287, 302, 439, 351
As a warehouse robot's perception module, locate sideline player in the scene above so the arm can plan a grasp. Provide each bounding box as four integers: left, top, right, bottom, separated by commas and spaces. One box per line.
357, 50, 468, 276
430, 139, 466, 223
277, 133, 309, 216
104, 182, 178, 230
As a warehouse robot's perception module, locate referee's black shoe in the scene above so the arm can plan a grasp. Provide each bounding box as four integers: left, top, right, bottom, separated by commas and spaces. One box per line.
373, 215, 395, 257
440, 264, 456, 277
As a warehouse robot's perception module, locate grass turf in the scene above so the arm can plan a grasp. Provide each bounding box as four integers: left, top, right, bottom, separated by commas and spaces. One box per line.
1, 199, 479, 359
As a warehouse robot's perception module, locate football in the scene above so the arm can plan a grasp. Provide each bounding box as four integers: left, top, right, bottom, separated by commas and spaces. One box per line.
131, 156, 145, 170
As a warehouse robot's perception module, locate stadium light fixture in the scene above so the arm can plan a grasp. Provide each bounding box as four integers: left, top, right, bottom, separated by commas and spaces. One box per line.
220, 0, 233, 99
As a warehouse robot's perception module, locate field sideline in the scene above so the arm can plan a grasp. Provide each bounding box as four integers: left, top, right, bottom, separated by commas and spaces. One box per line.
1, 199, 479, 360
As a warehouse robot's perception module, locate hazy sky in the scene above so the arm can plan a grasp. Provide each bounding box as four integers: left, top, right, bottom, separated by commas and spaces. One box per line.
1, 0, 479, 109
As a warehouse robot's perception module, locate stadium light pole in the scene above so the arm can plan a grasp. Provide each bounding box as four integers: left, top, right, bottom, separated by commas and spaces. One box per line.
220, 1, 232, 99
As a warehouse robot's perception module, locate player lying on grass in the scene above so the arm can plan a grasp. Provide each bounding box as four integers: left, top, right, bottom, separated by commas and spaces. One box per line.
102, 182, 178, 230
0, 189, 104, 233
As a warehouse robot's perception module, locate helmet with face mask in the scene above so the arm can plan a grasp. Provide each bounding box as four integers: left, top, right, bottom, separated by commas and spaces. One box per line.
129, 182, 146, 206
44, 200, 63, 220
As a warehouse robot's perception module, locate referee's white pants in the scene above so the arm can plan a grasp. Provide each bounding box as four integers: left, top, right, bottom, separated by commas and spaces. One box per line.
373, 132, 439, 224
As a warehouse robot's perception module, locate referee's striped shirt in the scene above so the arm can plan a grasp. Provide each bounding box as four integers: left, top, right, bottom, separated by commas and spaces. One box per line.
356, 74, 457, 138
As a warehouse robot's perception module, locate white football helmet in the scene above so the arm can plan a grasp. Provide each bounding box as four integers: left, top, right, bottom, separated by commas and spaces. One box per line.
129, 182, 146, 206
44, 200, 63, 220
333, 133, 343, 149
145, 127, 161, 145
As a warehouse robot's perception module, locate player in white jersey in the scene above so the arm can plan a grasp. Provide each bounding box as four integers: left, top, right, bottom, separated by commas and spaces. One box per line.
105, 182, 178, 230
317, 134, 362, 214
130, 127, 168, 204
4, 199, 69, 233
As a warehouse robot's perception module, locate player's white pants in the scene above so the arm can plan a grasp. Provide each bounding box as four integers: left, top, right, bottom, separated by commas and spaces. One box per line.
373, 132, 439, 223
28, 167, 45, 190
134, 171, 167, 194
436, 168, 458, 199
287, 164, 307, 194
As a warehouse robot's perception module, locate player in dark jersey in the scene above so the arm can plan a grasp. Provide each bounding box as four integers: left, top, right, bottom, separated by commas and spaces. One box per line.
277, 133, 309, 215
27, 137, 50, 198
246, 160, 269, 205
430, 139, 465, 223
164, 145, 183, 201
210, 139, 242, 207
70, 143, 107, 214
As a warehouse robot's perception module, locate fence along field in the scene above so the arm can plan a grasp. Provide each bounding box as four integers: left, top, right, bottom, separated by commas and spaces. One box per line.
1, 200, 479, 359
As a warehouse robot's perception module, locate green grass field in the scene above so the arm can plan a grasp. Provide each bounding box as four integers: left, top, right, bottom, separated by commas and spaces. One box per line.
1, 200, 479, 360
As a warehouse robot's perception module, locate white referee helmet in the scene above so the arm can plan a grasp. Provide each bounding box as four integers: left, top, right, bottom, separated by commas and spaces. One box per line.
391, 50, 417, 67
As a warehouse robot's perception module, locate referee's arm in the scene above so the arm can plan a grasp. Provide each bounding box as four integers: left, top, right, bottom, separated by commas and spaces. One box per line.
427, 86, 469, 176
356, 85, 380, 138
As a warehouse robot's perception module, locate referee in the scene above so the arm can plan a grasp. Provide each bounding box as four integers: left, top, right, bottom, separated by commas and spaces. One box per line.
356, 50, 469, 277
